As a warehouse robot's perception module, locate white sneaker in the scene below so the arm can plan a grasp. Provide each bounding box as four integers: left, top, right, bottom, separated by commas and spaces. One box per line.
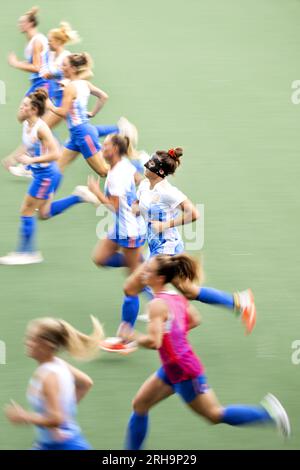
137, 313, 150, 323
73, 186, 99, 205
0, 251, 43, 265
8, 165, 32, 179
118, 117, 138, 149
261, 393, 291, 438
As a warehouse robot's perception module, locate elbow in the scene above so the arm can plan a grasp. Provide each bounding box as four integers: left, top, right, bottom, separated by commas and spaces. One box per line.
102, 93, 109, 102
99, 169, 108, 177
192, 208, 200, 222
151, 338, 162, 350
85, 377, 94, 390
49, 413, 64, 428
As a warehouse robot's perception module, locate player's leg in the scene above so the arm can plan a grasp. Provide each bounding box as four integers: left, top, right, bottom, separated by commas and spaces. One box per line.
57, 148, 79, 173
92, 238, 120, 267
186, 382, 290, 436
172, 277, 256, 334
125, 372, 174, 450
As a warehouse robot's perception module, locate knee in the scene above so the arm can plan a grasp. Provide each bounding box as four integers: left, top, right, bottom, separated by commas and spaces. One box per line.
38, 209, 49, 220
132, 396, 149, 415
92, 253, 106, 267
203, 406, 223, 425
123, 280, 137, 297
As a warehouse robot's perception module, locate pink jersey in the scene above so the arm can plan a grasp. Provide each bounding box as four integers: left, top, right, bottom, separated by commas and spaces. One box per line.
156, 291, 204, 384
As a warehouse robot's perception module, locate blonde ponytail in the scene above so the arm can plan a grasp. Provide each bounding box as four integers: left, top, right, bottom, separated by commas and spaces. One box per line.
28, 315, 104, 361
60, 315, 104, 360
49, 21, 81, 46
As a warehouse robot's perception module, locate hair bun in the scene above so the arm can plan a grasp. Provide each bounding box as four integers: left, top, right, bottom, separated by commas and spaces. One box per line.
168, 147, 183, 159
33, 87, 48, 101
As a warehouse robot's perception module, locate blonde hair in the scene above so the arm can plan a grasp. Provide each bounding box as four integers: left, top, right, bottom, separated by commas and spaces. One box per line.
49, 21, 81, 45
28, 315, 104, 361
24, 6, 39, 26
68, 52, 93, 79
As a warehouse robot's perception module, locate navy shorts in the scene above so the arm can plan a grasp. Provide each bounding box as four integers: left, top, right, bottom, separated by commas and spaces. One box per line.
157, 366, 209, 403
65, 123, 101, 159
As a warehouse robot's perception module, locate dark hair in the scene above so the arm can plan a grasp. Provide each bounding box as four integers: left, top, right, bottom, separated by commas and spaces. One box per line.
28, 88, 48, 116
155, 147, 183, 176
155, 253, 199, 284
109, 134, 129, 156
25, 6, 39, 27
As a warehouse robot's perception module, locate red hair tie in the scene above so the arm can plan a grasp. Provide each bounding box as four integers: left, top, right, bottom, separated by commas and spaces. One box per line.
168, 148, 176, 158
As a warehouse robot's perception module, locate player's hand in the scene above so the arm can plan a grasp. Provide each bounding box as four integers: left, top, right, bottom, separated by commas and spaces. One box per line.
131, 201, 141, 216
87, 111, 94, 119
42, 72, 53, 79
17, 154, 32, 165
8, 52, 19, 68
87, 175, 100, 195
150, 220, 168, 233
1, 157, 15, 170
4, 400, 29, 424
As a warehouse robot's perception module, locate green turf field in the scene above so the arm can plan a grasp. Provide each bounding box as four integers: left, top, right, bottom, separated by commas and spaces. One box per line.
0, 0, 300, 450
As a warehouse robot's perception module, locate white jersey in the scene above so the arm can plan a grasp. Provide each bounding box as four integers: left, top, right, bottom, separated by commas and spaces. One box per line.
22, 118, 50, 170
66, 80, 90, 129
48, 50, 70, 79
24, 33, 49, 80
105, 158, 146, 240
27, 357, 81, 444
137, 178, 186, 255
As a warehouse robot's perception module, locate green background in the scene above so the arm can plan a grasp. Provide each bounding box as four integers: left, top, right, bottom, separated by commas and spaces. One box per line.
0, 0, 299, 449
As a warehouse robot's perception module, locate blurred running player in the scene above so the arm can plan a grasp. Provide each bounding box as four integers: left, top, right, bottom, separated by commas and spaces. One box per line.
0, 89, 98, 265
5, 316, 104, 450
8, 7, 49, 96
87, 134, 146, 347
46, 52, 109, 176
124, 254, 290, 449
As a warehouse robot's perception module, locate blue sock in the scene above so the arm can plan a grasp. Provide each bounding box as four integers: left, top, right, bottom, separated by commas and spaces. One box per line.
142, 286, 154, 300
222, 405, 272, 426
197, 287, 235, 309
18, 216, 36, 252
95, 125, 119, 138
125, 412, 149, 450
103, 252, 126, 267
122, 295, 140, 327
48, 195, 82, 218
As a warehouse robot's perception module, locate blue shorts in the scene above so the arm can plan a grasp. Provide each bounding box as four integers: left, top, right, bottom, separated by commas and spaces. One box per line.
26, 77, 50, 97
48, 81, 64, 107
28, 164, 63, 200
108, 233, 145, 248
157, 366, 209, 403
32, 434, 91, 451
149, 240, 185, 257
65, 123, 101, 159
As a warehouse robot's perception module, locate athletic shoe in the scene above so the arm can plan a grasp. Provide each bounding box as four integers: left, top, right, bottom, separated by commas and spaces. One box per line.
118, 117, 138, 149
0, 251, 43, 265
8, 165, 32, 178
236, 289, 256, 334
261, 393, 291, 438
100, 337, 137, 355
72, 185, 99, 205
